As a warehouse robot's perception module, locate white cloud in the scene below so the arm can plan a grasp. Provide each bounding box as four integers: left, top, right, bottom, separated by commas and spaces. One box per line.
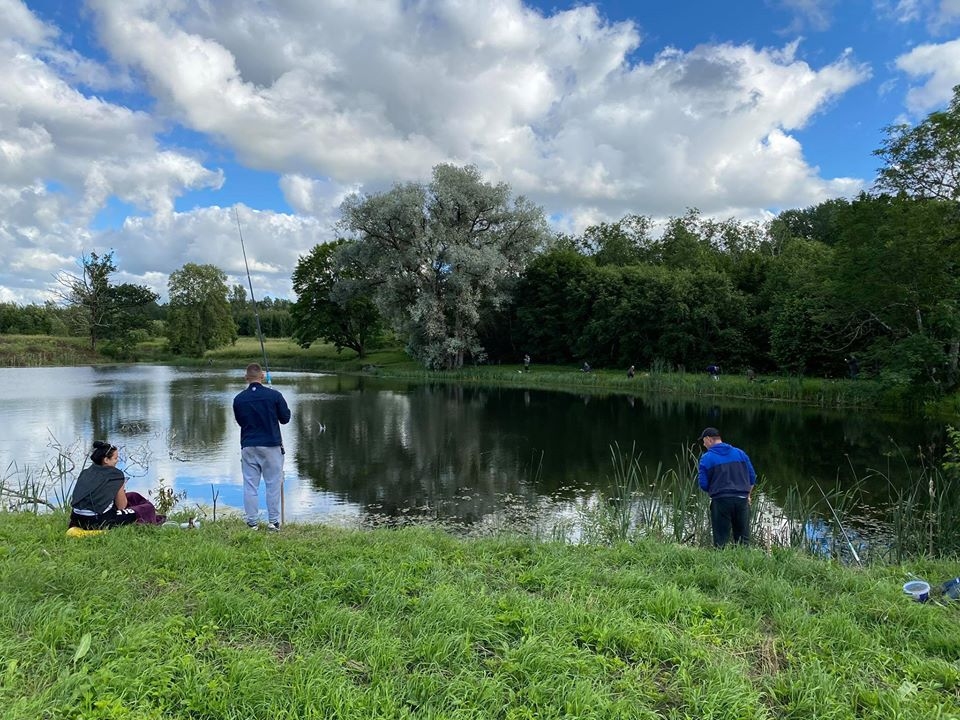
776, 0, 838, 32
2, 0, 55, 45
939, 0, 960, 24
279, 174, 359, 221
97, 205, 333, 302
0, 2, 225, 301
87, 0, 868, 215
876, 0, 960, 30
895, 38, 960, 111
0, 0, 875, 302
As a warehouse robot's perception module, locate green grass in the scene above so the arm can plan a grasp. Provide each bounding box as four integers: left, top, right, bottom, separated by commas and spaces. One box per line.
134, 336, 417, 374
2, 513, 958, 719
3, 333, 957, 413
0, 335, 101, 367
375, 361, 897, 411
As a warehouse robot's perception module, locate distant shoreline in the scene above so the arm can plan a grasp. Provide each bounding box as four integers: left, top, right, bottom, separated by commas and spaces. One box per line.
1, 333, 956, 417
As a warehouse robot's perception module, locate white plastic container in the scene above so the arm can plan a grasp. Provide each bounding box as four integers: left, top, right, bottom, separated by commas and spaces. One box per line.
903, 580, 930, 602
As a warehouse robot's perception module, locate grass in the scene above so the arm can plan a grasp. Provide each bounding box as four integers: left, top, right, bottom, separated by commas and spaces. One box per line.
1, 333, 953, 412
2, 512, 959, 719
138, 336, 416, 374
0, 335, 101, 367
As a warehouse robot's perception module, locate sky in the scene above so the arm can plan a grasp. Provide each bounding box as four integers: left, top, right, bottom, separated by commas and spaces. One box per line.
3, 0, 960, 303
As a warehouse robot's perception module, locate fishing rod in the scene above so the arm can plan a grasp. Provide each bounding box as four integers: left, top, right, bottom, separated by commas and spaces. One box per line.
814, 479, 862, 566
235, 206, 284, 524
235, 206, 271, 384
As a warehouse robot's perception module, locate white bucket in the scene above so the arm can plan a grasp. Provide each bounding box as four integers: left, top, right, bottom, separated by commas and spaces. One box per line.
903, 580, 930, 602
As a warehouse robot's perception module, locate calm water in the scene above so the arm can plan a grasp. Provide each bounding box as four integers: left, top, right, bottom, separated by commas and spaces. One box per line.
0, 365, 947, 530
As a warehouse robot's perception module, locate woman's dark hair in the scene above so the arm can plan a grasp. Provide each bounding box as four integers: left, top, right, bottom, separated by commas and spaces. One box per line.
90, 440, 117, 466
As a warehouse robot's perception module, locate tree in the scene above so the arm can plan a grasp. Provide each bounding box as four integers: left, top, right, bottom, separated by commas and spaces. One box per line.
764, 237, 839, 375
291, 239, 383, 357
874, 84, 960, 200
513, 248, 597, 363
341, 164, 550, 369
166, 263, 237, 356
832, 195, 960, 387
575, 214, 653, 266
54, 251, 158, 352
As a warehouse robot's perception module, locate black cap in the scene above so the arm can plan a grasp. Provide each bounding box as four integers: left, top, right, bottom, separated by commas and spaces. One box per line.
698, 427, 721, 440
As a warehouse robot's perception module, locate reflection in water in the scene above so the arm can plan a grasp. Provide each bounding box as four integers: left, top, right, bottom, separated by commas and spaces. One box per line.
168, 376, 229, 453
0, 366, 949, 535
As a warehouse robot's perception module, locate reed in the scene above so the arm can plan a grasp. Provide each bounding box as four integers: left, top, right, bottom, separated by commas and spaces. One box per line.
885, 469, 960, 561
5, 428, 960, 564
577, 436, 960, 565
579, 443, 712, 547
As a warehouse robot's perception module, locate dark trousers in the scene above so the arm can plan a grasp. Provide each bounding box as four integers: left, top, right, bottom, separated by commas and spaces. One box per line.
710, 496, 750, 547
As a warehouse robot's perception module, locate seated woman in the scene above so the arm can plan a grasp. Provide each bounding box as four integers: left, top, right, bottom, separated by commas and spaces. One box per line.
68, 440, 165, 530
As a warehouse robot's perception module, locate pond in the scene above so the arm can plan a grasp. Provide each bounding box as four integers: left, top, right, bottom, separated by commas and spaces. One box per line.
0, 365, 948, 539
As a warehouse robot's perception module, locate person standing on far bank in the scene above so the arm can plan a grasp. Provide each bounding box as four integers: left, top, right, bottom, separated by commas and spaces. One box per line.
697, 427, 756, 547
233, 363, 291, 531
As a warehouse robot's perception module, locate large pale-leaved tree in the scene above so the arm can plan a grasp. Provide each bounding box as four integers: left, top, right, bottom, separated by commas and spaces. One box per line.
340, 164, 549, 369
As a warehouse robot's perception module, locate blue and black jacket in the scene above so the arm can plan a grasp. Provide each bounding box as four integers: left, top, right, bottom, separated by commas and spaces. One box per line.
698, 442, 756, 499
233, 382, 291, 448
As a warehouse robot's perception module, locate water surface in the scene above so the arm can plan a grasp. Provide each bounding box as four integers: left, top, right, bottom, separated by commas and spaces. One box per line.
1, 365, 945, 531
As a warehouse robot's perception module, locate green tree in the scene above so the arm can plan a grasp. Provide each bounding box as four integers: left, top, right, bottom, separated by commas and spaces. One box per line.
768, 199, 850, 247
513, 248, 595, 364
874, 85, 960, 200
166, 263, 237, 356
764, 237, 839, 375
575, 214, 653, 266
341, 164, 549, 369
832, 195, 960, 387
54, 251, 158, 351
291, 239, 383, 357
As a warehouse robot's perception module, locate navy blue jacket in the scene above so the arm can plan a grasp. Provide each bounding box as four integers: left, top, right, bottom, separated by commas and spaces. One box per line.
698, 442, 756, 499
233, 382, 291, 448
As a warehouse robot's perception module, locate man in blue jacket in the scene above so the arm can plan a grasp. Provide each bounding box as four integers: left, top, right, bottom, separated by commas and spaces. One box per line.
697, 427, 756, 547
233, 363, 291, 531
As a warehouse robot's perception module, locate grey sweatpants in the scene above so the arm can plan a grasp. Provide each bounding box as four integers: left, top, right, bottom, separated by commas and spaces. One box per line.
241, 445, 284, 525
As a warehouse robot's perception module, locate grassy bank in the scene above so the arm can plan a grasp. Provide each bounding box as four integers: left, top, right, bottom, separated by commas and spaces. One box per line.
1, 333, 954, 412
2, 513, 958, 719
0, 335, 101, 367
194, 338, 894, 410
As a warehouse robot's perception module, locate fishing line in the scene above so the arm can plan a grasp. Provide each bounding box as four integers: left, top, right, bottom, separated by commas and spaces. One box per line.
235, 206, 271, 384
235, 206, 285, 524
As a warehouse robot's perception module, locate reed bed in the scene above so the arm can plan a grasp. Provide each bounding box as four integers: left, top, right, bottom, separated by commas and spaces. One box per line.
7, 426, 960, 566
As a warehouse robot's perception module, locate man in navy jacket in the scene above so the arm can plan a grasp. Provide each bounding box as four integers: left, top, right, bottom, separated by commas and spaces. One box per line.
234, 363, 291, 530
697, 427, 756, 547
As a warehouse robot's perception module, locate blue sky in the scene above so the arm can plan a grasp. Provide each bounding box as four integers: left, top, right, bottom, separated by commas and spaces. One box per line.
2, 0, 959, 302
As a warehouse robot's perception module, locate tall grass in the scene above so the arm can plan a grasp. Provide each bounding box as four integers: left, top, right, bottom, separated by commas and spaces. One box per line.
578, 438, 960, 565
6, 428, 960, 565
2, 514, 959, 719
580, 443, 711, 547
0, 434, 85, 512
0, 335, 101, 367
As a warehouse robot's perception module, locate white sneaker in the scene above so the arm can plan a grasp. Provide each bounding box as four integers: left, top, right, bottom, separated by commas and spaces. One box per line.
267, 521, 280, 532
247, 522, 260, 530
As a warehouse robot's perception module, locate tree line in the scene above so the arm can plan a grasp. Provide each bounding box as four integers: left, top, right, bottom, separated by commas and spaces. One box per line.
290, 88, 960, 396
1, 255, 293, 360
